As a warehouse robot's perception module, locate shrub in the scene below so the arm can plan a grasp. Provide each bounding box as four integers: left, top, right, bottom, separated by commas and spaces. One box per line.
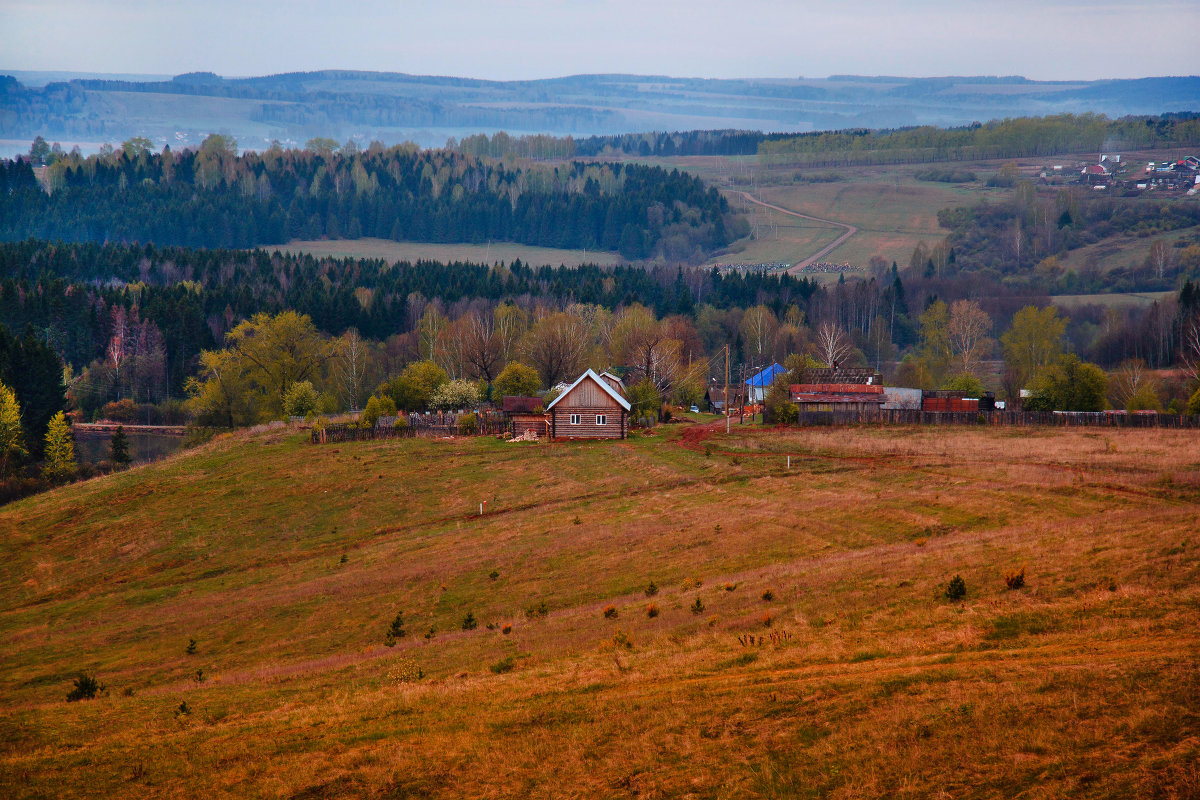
66, 673, 102, 702
602, 605, 618, 619
457, 412, 478, 435
525, 601, 549, 619
761, 589, 774, 602
185, 638, 197, 655
1188, 386, 1200, 416
389, 657, 424, 683
431, 379, 480, 411
612, 629, 633, 649
691, 597, 706, 615
489, 570, 499, 581
193, 669, 205, 683
945, 575, 967, 600
501, 623, 512, 635
361, 394, 397, 428
775, 402, 799, 424
462, 612, 477, 630
646, 603, 659, 618
282, 380, 319, 418
490, 655, 516, 674
761, 613, 773, 627
645, 581, 658, 597
1005, 568, 1026, 590
175, 701, 191, 717
723, 582, 736, 592
942, 373, 984, 396
100, 398, 138, 422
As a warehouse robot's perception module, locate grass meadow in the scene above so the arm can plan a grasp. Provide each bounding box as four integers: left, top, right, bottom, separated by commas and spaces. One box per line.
1, 422, 1198, 798
281, 238, 623, 268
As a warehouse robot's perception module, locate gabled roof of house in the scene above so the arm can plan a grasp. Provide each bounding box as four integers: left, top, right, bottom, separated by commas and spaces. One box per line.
598, 371, 627, 393
746, 363, 786, 388
545, 368, 632, 412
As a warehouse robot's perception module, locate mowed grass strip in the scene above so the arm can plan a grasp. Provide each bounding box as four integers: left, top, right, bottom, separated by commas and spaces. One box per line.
0, 423, 1198, 797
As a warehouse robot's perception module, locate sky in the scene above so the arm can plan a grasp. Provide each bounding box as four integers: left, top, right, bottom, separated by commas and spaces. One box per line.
2, 0, 1197, 82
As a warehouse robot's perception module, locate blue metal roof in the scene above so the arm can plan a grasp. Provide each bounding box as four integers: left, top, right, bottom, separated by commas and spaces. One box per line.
746, 363, 786, 387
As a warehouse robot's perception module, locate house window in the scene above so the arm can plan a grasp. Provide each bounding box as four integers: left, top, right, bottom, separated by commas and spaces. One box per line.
596, 414, 607, 425
569, 414, 580, 425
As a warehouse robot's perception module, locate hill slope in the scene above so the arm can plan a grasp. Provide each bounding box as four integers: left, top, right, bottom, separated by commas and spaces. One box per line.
1, 423, 1198, 797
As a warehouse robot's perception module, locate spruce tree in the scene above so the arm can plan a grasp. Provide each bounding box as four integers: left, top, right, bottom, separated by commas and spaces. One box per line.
42, 412, 76, 482
109, 425, 131, 466
0, 381, 25, 475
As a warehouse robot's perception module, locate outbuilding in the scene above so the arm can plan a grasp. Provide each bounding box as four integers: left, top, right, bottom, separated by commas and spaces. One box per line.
546, 369, 631, 440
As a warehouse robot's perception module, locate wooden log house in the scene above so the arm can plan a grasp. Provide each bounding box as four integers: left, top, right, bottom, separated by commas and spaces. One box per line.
546, 369, 631, 440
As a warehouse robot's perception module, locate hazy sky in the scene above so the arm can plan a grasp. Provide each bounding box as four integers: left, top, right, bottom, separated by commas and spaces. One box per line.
2, 0, 1197, 81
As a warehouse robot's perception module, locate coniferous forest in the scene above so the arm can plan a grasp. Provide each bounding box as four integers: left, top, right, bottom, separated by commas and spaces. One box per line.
0, 141, 731, 259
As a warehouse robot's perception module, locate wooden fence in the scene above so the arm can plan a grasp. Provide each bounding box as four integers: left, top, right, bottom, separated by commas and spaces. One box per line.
313, 410, 510, 444
790, 409, 1200, 428
315, 408, 1200, 444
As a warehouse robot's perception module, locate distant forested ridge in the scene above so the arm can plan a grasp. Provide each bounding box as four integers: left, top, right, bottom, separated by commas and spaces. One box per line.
5, 71, 1199, 150
458, 113, 1200, 162
0, 239, 819, 393
757, 113, 1200, 166
0, 142, 731, 258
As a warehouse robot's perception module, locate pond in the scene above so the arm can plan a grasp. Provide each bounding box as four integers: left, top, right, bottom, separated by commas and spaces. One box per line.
73, 431, 186, 466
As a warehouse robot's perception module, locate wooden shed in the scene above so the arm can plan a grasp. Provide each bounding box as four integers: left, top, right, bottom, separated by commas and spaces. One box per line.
546, 369, 631, 440
789, 383, 886, 412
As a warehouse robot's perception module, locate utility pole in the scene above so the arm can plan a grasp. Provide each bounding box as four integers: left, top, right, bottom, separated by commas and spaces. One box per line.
724, 344, 730, 435
739, 364, 746, 425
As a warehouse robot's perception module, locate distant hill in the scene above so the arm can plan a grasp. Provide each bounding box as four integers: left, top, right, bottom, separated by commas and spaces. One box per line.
2, 70, 1198, 152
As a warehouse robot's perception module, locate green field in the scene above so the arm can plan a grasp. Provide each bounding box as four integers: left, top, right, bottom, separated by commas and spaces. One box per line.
706, 196, 844, 267
1, 422, 1198, 797
754, 176, 980, 267
1051, 290, 1176, 309
282, 238, 624, 267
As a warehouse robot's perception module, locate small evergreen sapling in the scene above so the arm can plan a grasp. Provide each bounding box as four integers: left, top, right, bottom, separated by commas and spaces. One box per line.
109, 425, 131, 466
385, 612, 406, 646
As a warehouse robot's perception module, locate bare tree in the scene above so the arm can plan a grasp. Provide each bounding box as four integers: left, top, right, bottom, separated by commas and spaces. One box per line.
335, 329, 368, 411
1181, 319, 1200, 386
816, 322, 851, 367
523, 311, 588, 387
739, 305, 778, 361
1109, 359, 1149, 409
948, 300, 992, 376
461, 311, 502, 383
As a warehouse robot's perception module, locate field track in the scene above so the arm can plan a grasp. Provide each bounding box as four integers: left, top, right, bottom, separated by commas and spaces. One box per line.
738, 191, 858, 271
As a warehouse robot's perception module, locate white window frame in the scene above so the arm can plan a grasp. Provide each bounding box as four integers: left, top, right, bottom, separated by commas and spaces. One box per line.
569, 413, 581, 425
596, 414, 607, 425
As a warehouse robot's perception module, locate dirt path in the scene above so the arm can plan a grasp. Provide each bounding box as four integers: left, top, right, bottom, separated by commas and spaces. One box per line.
738, 191, 857, 273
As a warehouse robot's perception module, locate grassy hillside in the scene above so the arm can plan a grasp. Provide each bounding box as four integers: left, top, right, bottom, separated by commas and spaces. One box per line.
1, 422, 1198, 797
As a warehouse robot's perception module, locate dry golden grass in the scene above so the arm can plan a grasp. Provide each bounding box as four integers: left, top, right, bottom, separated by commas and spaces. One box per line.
1, 423, 1198, 798
280, 238, 622, 268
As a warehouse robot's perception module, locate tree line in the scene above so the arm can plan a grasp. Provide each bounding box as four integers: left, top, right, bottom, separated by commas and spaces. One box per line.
447, 114, 1200, 163
0, 138, 732, 259
757, 113, 1200, 166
